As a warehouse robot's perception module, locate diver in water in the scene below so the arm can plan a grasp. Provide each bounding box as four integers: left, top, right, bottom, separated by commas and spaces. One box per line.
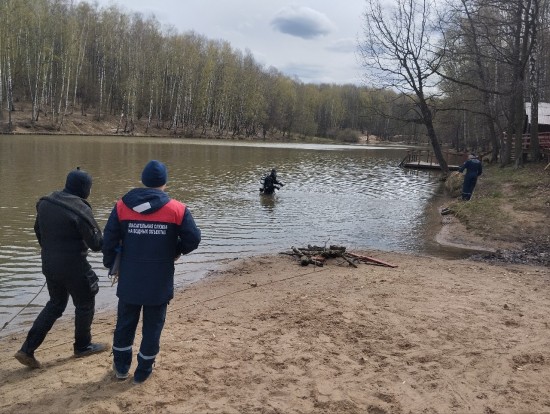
260, 169, 284, 195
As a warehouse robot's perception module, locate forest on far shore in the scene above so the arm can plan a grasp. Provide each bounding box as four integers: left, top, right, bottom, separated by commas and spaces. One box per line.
1, 0, 550, 168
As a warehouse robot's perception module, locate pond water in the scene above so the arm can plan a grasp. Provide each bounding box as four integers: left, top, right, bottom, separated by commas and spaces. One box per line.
0, 135, 453, 334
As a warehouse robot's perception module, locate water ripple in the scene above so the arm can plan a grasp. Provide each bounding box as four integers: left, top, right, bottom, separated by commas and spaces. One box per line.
0, 136, 443, 334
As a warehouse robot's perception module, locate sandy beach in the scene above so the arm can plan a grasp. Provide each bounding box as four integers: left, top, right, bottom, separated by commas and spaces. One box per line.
1, 235, 549, 414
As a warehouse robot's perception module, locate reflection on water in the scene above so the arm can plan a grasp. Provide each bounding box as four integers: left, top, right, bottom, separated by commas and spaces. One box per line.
0, 135, 444, 334
259, 194, 277, 211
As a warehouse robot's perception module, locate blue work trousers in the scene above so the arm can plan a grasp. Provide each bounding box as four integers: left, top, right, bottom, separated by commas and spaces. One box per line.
112, 299, 167, 376
462, 174, 478, 201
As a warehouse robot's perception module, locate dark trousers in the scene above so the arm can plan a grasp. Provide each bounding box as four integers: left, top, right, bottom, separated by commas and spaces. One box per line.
112, 299, 167, 376
20, 270, 97, 355
462, 174, 478, 201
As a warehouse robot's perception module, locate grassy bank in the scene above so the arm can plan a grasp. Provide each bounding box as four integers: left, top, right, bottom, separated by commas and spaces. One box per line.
445, 163, 549, 264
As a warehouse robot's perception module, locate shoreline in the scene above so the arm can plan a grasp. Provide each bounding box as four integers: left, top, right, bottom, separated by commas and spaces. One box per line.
432, 202, 520, 254
1, 140, 548, 411
0, 200, 501, 340
2, 198, 549, 413
0, 190, 529, 340
1, 248, 548, 413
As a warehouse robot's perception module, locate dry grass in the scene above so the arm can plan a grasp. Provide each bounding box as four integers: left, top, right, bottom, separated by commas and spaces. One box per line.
448, 163, 550, 244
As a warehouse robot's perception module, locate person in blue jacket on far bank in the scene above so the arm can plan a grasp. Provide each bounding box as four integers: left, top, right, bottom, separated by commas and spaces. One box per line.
458, 154, 483, 201
102, 160, 201, 384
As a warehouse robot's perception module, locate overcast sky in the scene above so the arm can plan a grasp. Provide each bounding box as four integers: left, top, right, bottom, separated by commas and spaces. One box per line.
87, 0, 367, 85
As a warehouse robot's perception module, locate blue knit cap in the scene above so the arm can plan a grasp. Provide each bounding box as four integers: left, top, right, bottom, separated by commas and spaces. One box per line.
141, 160, 167, 188
64, 167, 92, 199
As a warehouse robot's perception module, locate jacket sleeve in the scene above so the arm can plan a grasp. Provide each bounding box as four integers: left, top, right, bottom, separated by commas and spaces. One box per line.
102, 206, 122, 268
478, 163, 483, 176
34, 212, 42, 247
178, 208, 201, 256
76, 205, 103, 252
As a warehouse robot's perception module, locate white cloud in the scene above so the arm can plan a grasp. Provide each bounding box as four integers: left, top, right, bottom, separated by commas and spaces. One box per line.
270, 6, 336, 39
82, 0, 366, 85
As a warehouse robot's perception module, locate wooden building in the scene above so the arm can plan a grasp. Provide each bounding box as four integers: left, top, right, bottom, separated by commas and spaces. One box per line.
523, 103, 550, 166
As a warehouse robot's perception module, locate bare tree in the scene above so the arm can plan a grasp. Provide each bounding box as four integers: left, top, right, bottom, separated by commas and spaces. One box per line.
505, 0, 539, 167
360, 0, 449, 173
439, 0, 503, 162
528, 0, 542, 162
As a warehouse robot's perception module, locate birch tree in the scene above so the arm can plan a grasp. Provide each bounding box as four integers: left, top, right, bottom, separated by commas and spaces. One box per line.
528, 0, 543, 162
2, 0, 15, 130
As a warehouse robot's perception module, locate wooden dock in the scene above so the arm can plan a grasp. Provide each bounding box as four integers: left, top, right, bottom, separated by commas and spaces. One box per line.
400, 133, 550, 170
399, 150, 464, 171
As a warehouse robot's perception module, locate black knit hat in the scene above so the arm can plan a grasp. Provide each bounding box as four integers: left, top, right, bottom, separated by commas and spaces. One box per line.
141, 160, 168, 188
64, 167, 92, 199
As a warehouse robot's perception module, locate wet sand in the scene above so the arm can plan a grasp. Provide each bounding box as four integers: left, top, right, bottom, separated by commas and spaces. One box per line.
1, 242, 549, 413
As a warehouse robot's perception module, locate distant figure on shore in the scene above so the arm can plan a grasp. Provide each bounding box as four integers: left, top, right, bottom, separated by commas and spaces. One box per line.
14, 167, 106, 369
260, 168, 284, 195
458, 154, 483, 201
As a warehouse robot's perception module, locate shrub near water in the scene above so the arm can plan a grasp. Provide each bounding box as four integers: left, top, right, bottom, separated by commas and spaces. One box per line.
445, 171, 464, 198
329, 128, 360, 143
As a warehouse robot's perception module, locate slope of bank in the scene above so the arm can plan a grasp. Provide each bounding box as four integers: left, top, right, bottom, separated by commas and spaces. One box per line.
435, 163, 550, 267
1, 106, 335, 144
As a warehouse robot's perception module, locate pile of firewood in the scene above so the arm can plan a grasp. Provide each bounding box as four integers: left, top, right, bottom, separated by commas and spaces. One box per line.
284, 245, 397, 268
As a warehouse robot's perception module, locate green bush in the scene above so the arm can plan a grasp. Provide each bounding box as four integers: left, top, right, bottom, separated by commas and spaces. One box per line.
329, 128, 360, 143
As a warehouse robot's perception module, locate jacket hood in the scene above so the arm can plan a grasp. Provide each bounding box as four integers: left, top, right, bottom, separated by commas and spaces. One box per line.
122, 188, 170, 214
64, 168, 92, 199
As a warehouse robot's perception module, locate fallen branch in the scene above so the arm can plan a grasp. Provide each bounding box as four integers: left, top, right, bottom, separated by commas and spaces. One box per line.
346, 252, 398, 268
287, 245, 397, 269
292, 246, 324, 267
290, 246, 354, 267
338, 253, 358, 268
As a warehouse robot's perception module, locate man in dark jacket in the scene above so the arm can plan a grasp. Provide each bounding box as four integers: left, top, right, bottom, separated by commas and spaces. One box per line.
103, 160, 201, 384
14, 167, 106, 369
261, 168, 284, 195
458, 154, 483, 201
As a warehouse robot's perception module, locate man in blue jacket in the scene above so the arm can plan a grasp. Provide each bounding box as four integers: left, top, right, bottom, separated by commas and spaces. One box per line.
102, 160, 201, 384
458, 154, 483, 201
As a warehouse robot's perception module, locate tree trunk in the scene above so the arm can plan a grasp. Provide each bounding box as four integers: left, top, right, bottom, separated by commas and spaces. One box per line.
0, 56, 3, 121
513, 81, 525, 168
6, 42, 14, 131
146, 95, 153, 133
419, 100, 449, 175
529, 14, 541, 162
